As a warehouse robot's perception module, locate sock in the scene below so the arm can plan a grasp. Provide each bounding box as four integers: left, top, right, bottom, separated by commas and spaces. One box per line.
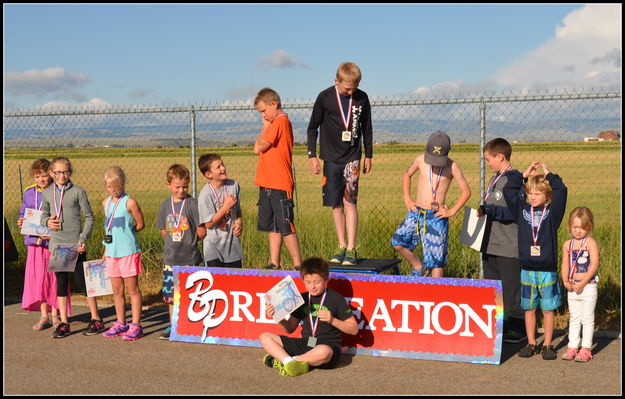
282, 356, 294, 365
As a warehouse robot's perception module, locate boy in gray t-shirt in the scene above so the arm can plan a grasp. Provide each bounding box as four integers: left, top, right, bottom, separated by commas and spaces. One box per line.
197, 153, 244, 267
156, 164, 205, 340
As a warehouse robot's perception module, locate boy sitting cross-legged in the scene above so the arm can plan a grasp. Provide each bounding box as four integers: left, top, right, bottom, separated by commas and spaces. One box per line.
259, 257, 358, 376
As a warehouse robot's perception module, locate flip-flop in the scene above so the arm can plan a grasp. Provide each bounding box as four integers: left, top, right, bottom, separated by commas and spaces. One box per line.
33, 317, 52, 331
51, 315, 62, 328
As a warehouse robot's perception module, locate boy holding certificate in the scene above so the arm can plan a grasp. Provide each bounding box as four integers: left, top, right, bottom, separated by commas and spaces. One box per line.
259, 258, 358, 377
477, 138, 526, 343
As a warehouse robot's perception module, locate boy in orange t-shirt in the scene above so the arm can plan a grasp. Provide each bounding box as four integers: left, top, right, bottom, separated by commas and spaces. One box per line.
254, 87, 302, 270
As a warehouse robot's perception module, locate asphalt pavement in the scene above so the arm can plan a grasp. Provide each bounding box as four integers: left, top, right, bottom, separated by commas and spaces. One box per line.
3, 300, 621, 395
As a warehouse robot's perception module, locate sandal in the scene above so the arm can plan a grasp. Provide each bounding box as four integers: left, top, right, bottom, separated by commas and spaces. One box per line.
51, 315, 62, 328
33, 317, 52, 331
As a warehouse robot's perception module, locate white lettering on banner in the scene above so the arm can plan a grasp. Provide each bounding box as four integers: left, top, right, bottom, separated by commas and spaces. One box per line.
182, 271, 496, 339
229, 291, 254, 322
185, 271, 229, 341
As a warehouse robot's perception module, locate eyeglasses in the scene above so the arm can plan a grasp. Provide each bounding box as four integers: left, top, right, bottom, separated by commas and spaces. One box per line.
52, 171, 71, 176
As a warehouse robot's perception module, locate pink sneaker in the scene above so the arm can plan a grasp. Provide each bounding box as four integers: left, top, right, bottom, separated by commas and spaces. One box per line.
575, 348, 593, 363
122, 323, 144, 341
561, 347, 578, 360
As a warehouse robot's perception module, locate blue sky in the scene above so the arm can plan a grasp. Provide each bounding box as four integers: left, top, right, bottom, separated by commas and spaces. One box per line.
3, 3, 621, 110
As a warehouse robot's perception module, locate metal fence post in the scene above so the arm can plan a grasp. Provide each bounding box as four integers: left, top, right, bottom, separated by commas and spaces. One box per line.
479, 99, 486, 279
190, 106, 197, 198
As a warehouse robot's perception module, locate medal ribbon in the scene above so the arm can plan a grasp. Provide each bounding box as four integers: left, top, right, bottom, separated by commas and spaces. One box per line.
34, 188, 43, 211
335, 86, 353, 131
530, 205, 548, 246
105, 194, 126, 233
52, 184, 66, 219
209, 184, 224, 211
568, 237, 588, 281
484, 165, 512, 201
308, 290, 327, 338
429, 165, 444, 202
170, 196, 186, 230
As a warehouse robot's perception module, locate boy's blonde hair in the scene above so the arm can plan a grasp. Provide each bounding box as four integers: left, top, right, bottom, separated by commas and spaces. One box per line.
103, 166, 126, 189
49, 156, 73, 175
254, 87, 281, 107
167, 164, 190, 183
336, 62, 362, 85
198, 153, 222, 175
30, 158, 51, 177
525, 175, 552, 203
568, 206, 594, 235
484, 138, 512, 161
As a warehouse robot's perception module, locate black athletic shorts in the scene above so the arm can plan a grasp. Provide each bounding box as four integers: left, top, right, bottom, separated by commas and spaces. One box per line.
322, 160, 360, 207
257, 187, 296, 235
280, 336, 341, 369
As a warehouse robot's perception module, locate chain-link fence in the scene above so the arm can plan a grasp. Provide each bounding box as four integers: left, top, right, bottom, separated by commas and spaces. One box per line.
4, 87, 621, 326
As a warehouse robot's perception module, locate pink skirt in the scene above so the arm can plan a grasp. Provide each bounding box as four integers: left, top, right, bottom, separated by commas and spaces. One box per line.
21, 245, 71, 315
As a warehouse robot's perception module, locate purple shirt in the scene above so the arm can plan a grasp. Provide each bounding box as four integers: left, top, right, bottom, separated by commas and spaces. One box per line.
18, 184, 49, 247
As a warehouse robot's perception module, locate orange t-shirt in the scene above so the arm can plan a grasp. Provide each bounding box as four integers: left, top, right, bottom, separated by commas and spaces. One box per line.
254, 114, 294, 193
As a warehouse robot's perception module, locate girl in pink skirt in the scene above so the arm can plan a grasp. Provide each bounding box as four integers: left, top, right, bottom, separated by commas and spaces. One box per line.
18, 159, 70, 330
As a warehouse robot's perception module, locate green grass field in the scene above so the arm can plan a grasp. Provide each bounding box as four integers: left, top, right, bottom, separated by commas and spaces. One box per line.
4, 141, 621, 329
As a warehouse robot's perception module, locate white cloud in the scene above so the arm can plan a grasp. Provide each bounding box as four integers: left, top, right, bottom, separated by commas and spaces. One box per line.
4, 67, 89, 97
38, 97, 112, 109
256, 50, 309, 70
492, 4, 621, 89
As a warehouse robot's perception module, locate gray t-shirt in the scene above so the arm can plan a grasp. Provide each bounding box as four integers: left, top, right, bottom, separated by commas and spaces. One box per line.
156, 195, 203, 266
40, 180, 94, 251
198, 180, 243, 263
484, 170, 520, 258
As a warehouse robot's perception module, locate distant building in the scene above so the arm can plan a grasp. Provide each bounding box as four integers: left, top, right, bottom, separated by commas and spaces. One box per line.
598, 130, 620, 141
584, 137, 604, 142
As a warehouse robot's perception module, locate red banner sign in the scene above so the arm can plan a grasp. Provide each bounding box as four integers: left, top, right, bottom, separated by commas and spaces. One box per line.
171, 267, 503, 364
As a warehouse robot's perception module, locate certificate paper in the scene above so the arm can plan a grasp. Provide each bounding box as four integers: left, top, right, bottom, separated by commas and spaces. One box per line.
83, 259, 113, 297
48, 243, 79, 272
264, 275, 305, 322
460, 206, 491, 252
20, 208, 51, 237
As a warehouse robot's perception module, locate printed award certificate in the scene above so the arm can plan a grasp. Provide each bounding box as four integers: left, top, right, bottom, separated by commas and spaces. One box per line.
20, 208, 52, 237
83, 259, 113, 297
264, 275, 304, 322
48, 243, 79, 272
460, 206, 491, 252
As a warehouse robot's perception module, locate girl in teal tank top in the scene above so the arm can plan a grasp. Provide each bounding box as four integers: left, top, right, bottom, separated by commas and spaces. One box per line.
101, 166, 146, 341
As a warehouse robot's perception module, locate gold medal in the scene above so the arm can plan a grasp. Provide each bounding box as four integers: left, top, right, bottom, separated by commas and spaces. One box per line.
431, 202, 439, 212
530, 245, 541, 256
342, 130, 352, 142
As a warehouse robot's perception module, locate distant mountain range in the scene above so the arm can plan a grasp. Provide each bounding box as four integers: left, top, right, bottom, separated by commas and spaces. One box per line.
3, 117, 620, 149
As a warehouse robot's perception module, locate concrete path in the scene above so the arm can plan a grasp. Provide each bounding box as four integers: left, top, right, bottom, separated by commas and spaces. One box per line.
3, 301, 621, 395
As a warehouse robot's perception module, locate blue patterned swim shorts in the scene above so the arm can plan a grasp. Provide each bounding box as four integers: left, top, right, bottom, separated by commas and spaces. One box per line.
520, 270, 562, 311
391, 208, 448, 269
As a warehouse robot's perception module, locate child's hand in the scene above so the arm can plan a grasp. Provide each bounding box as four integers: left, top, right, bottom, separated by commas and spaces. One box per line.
309, 157, 320, 175
17, 217, 24, 228
564, 280, 574, 291
265, 303, 276, 319
47, 216, 61, 231
540, 162, 551, 175
233, 220, 242, 237
41, 236, 50, 241
435, 205, 453, 219
317, 309, 334, 325
404, 199, 417, 212
574, 281, 586, 295
523, 162, 541, 178
77, 242, 87, 254
223, 194, 237, 210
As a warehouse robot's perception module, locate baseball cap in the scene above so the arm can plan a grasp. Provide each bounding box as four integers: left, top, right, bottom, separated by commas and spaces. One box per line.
424, 130, 451, 167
